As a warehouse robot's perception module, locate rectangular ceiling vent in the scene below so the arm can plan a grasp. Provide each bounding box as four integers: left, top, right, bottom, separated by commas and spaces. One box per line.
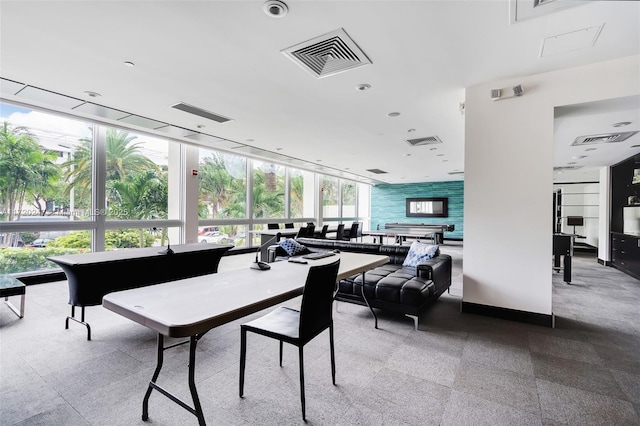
366, 168, 388, 174
282, 28, 372, 79
554, 166, 582, 172
171, 102, 232, 123
405, 136, 443, 146
570, 131, 638, 146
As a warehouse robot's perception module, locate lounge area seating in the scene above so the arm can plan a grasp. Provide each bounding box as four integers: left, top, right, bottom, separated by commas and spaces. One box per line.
267, 237, 452, 329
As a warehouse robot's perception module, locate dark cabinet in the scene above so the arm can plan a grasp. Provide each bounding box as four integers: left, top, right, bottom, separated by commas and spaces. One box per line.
611, 233, 640, 280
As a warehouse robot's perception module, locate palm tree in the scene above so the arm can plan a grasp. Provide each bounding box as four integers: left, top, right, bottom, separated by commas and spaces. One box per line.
63, 127, 157, 207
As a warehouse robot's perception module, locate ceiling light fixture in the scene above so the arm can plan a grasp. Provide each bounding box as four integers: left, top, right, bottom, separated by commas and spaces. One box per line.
585, 148, 597, 151
512, 84, 524, 96
612, 121, 632, 127
355, 83, 371, 91
263, 0, 288, 18
196, 124, 205, 129
407, 128, 416, 133
491, 84, 524, 101
124, 61, 135, 67
491, 89, 501, 100
83, 91, 101, 98
387, 112, 401, 117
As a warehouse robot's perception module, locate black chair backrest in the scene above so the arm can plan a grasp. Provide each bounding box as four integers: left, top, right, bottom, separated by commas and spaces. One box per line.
285, 223, 295, 229
319, 224, 329, 238
267, 223, 280, 230
306, 224, 316, 237
307, 222, 315, 227
348, 223, 359, 238
299, 259, 340, 341
296, 226, 308, 238
335, 224, 345, 240
356, 222, 363, 238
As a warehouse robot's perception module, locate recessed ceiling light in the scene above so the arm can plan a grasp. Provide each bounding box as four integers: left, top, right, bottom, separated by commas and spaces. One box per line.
345, 167, 350, 170
436, 154, 444, 157
263, 0, 288, 18
571, 155, 587, 159
355, 83, 371, 91
387, 112, 401, 117
246, 138, 255, 142
276, 147, 283, 151
631, 144, 640, 148
124, 61, 135, 67
585, 148, 597, 151
404, 153, 411, 157
430, 147, 437, 151
316, 159, 322, 162
407, 128, 416, 133
196, 124, 205, 129
84, 91, 101, 98
442, 159, 448, 162
612, 121, 632, 127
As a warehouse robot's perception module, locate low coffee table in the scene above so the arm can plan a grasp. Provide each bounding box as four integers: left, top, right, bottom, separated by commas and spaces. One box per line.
0, 275, 26, 318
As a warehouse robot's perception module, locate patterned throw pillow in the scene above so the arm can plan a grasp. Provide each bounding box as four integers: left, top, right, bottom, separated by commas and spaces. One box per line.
278, 238, 307, 256
402, 241, 439, 267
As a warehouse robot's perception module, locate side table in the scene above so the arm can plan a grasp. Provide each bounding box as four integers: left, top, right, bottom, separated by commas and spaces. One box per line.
0, 275, 26, 318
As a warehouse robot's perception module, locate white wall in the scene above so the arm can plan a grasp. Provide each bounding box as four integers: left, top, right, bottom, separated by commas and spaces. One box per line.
464, 55, 640, 316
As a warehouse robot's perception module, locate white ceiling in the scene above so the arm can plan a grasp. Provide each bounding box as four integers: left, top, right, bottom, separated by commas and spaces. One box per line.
0, 0, 638, 185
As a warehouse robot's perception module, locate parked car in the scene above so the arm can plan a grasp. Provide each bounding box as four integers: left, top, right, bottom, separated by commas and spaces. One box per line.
198, 226, 220, 236
197, 232, 228, 244
29, 238, 54, 248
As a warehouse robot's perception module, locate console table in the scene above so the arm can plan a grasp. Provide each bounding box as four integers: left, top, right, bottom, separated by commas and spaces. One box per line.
48, 243, 232, 340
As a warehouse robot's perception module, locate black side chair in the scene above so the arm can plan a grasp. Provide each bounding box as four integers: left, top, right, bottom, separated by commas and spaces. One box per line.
334, 224, 345, 241
315, 224, 329, 239
239, 259, 341, 421
343, 223, 359, 241
356, 221, 363, 242
267, 223, 280, 230
305, 224, 316, 237
284, 223, 295, 229
296, 226, 308, 238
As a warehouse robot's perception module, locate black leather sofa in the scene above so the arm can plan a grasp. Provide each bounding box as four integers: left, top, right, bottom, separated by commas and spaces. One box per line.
268, 237, 452, 329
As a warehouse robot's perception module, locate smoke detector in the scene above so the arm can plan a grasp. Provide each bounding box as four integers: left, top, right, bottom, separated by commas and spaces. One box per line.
263, 1, 288, 18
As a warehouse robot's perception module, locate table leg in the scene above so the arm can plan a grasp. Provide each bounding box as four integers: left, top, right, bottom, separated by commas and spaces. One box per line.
66, 306, 91, 340
4, 293, 25, 318
359, 271, 378, 329
142, 334, 207, 425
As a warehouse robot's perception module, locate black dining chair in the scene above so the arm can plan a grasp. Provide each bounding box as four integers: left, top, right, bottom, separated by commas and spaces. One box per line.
239, 259, 340, 421
334, 224, 345, 240
305, 224, 316, 237
296, 226, 308, 238
267, 223, 280, 230
315, 224, 329, 239
343, 223, 359, 241
284, 223, 295, 229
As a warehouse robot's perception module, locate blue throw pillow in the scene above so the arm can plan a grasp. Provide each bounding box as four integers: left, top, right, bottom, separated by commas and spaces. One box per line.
278, 238, 307, 256
402, 241, 439, 267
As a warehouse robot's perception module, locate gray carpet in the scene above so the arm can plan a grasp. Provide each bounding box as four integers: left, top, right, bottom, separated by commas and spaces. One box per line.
1, 242, 639, 425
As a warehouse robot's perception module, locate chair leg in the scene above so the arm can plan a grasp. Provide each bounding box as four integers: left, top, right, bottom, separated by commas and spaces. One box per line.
298, 346, 306, 421
279, 340, 283, 367
329, 324, 336, 386
239, 328, 247, 397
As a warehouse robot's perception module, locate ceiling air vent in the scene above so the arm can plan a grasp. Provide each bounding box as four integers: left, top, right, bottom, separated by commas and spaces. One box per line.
171, 102, 232, 123
405, 136, 443, 146
366, 168, 388, 174
571, 131, 638, 146
282, 28, 372, 79
554, 166, 582, 172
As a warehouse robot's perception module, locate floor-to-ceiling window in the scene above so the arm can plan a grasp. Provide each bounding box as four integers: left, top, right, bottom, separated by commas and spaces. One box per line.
0, 100, 371, 274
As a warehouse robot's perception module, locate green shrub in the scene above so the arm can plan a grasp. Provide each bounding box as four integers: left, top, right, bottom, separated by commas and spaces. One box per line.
0, 247, 86, 274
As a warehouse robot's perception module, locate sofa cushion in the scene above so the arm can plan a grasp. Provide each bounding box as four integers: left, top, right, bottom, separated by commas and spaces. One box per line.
402, 241, 439, 267
278, 238, 307, 256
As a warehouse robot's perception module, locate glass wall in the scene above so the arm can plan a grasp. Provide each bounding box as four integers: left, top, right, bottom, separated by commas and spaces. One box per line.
0, 100, 371, 274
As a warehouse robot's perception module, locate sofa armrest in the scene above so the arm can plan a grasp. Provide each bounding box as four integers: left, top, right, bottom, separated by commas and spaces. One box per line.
416, 254, 452, 292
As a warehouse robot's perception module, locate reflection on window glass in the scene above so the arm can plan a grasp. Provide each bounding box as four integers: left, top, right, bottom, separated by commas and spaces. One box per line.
322, 176, 339, 218
198, 150, 247, 219
98, 127, 169, 220
342, 180, 356, 217
252, 160, 285, 219
289, 168, 314, 218
0, 102, 92, 222
103, 227, 178, 251
196, 224, 239, 246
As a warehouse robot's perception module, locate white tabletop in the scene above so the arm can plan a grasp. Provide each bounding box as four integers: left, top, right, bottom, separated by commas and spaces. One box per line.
102, 252, 388, 338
